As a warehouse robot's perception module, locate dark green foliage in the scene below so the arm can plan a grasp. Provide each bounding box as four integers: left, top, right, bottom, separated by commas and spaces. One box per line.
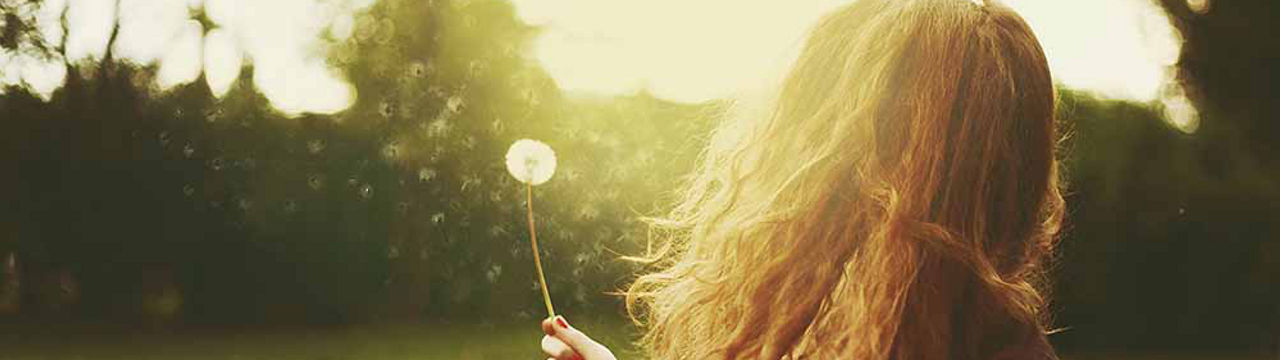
0, 0, 714, 325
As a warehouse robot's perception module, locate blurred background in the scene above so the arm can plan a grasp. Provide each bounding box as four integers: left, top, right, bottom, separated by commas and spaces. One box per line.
0, 0, 1276, 358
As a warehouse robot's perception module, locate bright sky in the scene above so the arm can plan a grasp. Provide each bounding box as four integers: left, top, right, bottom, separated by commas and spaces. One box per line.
511, 0, 1199, 131
1, 0, 373, 116
0, 0, 1198, 131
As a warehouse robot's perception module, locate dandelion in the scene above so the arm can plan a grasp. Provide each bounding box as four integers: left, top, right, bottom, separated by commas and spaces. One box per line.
505, 139, 556, 186
504, 139, 558, 318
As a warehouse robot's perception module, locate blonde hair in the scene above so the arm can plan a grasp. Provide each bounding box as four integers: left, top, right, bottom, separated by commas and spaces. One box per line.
624, 0, 1065, 359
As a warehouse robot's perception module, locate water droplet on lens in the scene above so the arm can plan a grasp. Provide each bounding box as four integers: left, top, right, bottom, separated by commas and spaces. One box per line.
446, 95, 464, 114
490, 119, 505, 135
379, 101, 395, 118
382, 142, 400, 159
427, 117, 450, 138
182, 184, 195, 196
158, 131, 171, 147
485, 264, 502, 283
354, 13, 376, 42
409, 61, 427, 78
358, 184, 373, 200
460, 175, 481, 192
467, 60, 485, 79
430, 212, 445, 225
375, 18, 395, 44
183, 143, 195, 158
525, 89, 540, 106
461, 135, 476, 150
577, 205, 599, 222
488, 224, 506, 238
307, 139, 326, 154
307, 174, 325, 190
209, 157, 224, 171
417, 167, 437, 182
205, 108, 223, 123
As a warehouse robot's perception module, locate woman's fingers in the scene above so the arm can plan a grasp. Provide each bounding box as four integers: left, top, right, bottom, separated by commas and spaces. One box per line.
547, 316, 615, 360
541, 317, 556, 335
548, 316, 592, 351
541, 335, 580, 360
538, 316, 616, 360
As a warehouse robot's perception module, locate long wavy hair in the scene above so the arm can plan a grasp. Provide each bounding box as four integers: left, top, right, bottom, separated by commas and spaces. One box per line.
623, 0, 1065, 358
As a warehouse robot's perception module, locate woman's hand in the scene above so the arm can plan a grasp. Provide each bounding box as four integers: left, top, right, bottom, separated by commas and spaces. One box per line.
539, 316, 618, 360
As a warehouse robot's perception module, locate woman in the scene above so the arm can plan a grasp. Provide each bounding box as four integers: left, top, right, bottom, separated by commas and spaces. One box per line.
540, 0, 1065, 358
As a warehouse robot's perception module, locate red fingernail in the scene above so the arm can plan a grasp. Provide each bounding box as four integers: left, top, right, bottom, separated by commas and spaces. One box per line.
571, 354, 584, 360
555, 316, 569, 329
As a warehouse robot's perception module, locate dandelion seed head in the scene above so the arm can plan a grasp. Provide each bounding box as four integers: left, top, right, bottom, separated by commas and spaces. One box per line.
504, 139, 557, 186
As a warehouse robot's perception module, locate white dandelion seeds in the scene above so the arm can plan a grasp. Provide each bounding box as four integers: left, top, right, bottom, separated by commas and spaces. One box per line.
504, 139, 557, 186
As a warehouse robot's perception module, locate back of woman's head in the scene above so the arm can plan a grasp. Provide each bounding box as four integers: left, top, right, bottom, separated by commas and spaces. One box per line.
625, 0, 1065, 359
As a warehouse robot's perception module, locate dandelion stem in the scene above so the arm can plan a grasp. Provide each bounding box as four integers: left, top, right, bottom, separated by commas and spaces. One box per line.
526, 182, 556, 318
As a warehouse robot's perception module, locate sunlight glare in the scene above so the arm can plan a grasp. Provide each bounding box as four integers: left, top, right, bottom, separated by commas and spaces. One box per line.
66, 0, 115, 63
44, 0, 370, 114
156, 20, 204, 90
0, 0, 68, 99
114, 0, 190, 64
512, 0, 1199, 131
203, 28, 242, 98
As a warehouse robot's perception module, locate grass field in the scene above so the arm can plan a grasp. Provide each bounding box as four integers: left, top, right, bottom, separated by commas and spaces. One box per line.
0, 318, 641, 360
0, 320, 1271, 359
